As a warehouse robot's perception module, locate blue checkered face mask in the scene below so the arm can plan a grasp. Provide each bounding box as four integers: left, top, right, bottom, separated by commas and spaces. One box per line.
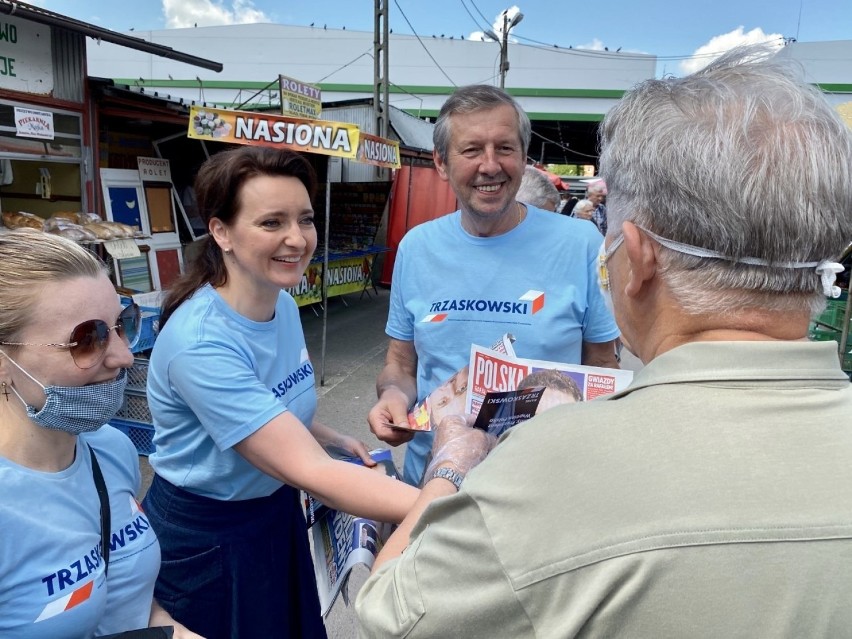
3, 353, 127, 435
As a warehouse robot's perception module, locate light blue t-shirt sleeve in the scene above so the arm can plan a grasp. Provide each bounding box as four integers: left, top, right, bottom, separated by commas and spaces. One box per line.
386, 236, 414, 342
578, 222, 620, 344
168, 339, 289, 452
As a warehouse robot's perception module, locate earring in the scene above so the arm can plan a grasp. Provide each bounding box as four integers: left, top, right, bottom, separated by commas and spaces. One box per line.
223, 248, 232, 255
2, 382, 9, 402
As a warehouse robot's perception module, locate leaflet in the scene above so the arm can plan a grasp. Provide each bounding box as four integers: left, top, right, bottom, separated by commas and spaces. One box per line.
307, 449, 399, 617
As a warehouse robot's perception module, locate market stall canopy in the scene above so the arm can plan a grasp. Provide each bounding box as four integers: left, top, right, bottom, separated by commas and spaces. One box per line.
0, 0, 223, 72
533, 163, 567, 191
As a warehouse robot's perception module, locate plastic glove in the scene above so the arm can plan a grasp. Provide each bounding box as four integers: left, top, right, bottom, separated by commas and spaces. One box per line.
424, 414, 496, 482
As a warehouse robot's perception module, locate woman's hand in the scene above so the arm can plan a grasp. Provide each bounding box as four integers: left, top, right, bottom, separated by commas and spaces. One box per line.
311, 421, 376, 467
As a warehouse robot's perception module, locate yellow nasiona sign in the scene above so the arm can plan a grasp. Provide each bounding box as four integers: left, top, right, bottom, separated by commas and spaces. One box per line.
188, 106, 359, 159
356, 133, 401, 169
286, 255, 375, 306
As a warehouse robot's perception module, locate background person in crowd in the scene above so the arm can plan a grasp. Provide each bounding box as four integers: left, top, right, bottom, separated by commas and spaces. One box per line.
570, 198, 599, 230
586, 179, 608, 235
516, 165, 561, 211
558, 192, 579, 216
367, 84, 620, 486
0, 230, 202, 639
356, 47, 852, 638
142, 147, 419, 639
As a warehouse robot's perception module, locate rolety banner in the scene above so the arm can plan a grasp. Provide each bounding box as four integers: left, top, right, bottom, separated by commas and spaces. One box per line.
188, 106, 359, 160
356, 133, 401, 169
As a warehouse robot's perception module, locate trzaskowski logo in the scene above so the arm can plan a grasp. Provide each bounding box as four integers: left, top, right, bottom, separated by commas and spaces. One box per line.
420, 290, 544, 323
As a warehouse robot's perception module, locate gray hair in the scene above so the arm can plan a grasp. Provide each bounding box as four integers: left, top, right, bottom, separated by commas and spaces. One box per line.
0, 229, 107, 346
599, 45, 852, 315
433, 85, 531, 163
516, 166, 560, 211
571, 199, 595, 216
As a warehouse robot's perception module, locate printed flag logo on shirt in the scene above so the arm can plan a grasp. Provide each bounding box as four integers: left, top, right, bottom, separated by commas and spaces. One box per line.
35, 580, 94, 623
419, 291, 545, 322
519, 290, 545, 314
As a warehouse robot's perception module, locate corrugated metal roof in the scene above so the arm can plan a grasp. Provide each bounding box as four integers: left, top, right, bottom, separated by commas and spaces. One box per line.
388, 107, 434, 152
320, 98, 434, 151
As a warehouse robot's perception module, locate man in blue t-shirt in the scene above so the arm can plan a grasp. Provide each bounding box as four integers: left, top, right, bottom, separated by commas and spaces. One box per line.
367, 85, 620, 485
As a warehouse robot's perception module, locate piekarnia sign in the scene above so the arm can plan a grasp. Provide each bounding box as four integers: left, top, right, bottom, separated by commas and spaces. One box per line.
187, 105, 360, 160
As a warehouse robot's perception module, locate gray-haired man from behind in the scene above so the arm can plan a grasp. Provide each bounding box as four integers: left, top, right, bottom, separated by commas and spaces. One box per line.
516, 165, 561, 211
356, 46, 852, 638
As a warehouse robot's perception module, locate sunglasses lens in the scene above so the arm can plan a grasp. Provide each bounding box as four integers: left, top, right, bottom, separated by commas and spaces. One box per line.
69, 320, 109, 369
117, 304, 141, 349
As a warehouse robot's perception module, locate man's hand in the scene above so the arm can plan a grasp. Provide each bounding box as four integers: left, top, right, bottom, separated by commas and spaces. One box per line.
368, 386, 416, 446
425, 414, 496, 481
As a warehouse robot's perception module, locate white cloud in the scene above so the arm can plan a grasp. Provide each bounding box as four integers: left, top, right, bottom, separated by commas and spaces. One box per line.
163, 0, 270, 28
578, 38, 606, 51
679, 26, 783, 75
469, 4, 523, 41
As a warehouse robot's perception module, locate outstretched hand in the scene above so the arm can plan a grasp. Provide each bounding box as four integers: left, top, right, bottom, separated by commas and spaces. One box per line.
424, 414, 496, 481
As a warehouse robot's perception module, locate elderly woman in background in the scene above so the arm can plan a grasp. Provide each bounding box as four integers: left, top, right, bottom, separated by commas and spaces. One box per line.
0, 229, 202, 638
571, 198, 602, 233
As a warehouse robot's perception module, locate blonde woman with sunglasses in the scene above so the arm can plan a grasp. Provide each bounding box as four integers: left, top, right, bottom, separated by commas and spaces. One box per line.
0, 230, 203, 638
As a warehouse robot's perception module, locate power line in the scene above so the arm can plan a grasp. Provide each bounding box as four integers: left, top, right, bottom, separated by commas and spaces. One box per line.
315, 48, 374, 83
458, 0, 489, 33
393, 0, 457, 87
467, 0, 493, 28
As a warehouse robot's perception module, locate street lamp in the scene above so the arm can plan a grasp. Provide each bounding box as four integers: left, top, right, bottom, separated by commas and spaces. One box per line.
485, 10, 524, 88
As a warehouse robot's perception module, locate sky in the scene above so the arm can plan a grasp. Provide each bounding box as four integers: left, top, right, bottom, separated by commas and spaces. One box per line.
31, 0, 852, 77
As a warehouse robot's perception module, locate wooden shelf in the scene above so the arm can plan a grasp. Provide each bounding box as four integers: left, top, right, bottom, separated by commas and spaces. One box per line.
0, 191, 81, 203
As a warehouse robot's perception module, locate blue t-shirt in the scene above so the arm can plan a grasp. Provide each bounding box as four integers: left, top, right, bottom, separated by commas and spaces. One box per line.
147, 284, 317, 500
387, 206, 620, 484
93, 427, 161, 636
0, 426, 157, 638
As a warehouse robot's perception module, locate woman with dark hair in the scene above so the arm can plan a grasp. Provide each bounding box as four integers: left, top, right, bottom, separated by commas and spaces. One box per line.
142, 147, 418, 639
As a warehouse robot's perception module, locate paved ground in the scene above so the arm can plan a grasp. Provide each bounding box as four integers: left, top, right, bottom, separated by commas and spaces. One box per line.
136, 287, 642, 637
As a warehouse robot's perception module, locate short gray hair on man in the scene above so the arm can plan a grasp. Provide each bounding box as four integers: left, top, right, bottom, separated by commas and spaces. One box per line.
599, 45, 852, 315
516, 165, 560, 211
433, 85, 532, 163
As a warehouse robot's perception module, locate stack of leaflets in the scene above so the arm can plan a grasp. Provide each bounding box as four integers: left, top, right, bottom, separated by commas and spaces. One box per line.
306, 449, 399, 617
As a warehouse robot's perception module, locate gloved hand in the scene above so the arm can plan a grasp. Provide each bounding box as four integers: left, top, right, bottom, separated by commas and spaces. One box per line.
424, 414, 496, 482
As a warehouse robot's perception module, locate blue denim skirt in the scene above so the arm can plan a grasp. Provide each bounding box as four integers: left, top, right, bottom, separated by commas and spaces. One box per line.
142, 474, 327, 639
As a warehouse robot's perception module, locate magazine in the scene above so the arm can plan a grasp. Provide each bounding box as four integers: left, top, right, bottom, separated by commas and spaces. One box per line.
392, 333, 517, 432
465, 344, 634, 415
307, 449, 399, 617
471, 386, 546, 437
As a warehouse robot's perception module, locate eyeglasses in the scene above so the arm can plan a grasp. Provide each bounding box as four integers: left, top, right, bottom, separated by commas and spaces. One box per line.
0, 304, 141, 369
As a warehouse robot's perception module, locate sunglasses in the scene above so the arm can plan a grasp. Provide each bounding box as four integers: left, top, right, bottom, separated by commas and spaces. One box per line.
0, 303, 141, 369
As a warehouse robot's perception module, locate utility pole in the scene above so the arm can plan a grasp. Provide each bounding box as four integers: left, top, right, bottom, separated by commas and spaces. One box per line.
373, 0, 390, 178
486, 10, 524, 89
498, 12, 509, 88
